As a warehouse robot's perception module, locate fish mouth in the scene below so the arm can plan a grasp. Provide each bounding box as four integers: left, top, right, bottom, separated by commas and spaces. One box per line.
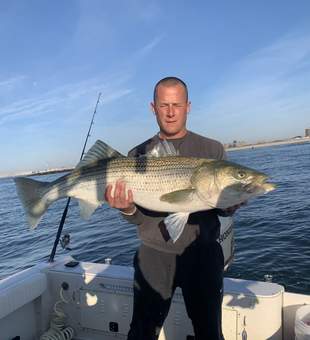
245, 179, 276, 194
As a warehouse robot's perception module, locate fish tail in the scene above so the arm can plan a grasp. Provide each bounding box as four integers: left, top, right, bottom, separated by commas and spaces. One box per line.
14, 177, 50, 231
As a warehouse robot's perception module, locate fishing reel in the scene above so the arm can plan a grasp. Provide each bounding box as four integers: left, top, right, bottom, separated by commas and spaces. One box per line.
60, 233, 72, 251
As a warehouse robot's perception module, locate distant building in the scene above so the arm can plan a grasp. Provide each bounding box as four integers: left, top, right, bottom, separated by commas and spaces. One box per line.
224, 140, 247, 148
305, 128, 310, 138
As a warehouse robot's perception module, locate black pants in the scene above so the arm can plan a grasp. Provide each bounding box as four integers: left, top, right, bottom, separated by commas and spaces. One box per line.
127, 242, 224, 340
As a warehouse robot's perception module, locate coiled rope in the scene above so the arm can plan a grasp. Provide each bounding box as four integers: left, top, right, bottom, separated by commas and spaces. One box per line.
40, 288, 74, 340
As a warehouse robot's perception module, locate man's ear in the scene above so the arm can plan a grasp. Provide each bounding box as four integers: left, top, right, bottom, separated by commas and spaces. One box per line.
150, 102, 156, 116
187, 101, 191, 114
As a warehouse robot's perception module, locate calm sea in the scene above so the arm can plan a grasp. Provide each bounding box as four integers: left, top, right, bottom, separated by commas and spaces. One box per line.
0, 142, 309, 295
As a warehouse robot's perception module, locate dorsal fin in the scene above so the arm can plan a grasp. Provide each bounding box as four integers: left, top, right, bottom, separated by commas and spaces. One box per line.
144, 139, 179, 157
74, 140, 124, 171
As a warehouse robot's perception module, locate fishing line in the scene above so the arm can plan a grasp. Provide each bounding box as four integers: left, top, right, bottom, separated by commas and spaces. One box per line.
112, 209, 125, 225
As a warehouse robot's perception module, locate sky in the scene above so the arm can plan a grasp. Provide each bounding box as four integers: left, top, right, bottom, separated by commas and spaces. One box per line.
1, 0, 310, 174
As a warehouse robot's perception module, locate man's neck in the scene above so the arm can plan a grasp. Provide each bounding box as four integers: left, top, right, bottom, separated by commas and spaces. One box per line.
158, 130, 188, 140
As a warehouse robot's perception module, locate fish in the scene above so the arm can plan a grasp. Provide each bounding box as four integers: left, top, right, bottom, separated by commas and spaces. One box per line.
14, 139, 276, 242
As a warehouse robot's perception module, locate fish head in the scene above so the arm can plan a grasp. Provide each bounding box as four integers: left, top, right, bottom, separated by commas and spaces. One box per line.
192, 159, 276, 209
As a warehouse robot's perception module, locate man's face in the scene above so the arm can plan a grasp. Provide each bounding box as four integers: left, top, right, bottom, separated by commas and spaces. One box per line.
151, 84, 191, 139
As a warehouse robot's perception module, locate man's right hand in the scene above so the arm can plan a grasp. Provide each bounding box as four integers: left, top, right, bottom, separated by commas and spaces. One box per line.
105, 181, 136, 214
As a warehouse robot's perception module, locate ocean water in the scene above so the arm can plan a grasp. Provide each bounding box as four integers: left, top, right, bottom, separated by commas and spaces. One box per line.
0, 142, 309, 295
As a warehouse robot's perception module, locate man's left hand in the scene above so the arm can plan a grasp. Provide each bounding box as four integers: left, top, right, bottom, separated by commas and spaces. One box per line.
221, 200, 248, 213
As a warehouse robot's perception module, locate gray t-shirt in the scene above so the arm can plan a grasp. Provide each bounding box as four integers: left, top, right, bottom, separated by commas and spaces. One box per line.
122, 131, 228, 253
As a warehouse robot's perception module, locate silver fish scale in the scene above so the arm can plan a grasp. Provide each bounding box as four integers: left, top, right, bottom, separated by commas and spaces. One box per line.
43, 156, 207, 203
44, 155, 231, 217
104, 156, 206, 193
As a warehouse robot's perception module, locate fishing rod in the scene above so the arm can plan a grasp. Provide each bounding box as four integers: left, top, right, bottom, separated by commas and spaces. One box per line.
48, 93, 102, 263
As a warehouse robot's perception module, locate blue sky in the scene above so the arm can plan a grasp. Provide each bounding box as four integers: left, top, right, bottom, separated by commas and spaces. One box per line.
1, 0, 310, 174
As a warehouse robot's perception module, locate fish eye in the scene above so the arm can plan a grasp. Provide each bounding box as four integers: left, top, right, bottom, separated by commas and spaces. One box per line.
237, 171, 246, 179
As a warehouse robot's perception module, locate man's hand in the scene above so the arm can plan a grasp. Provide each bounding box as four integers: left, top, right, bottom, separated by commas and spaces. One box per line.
221, 200, 248, 213
105, 181, 136, 214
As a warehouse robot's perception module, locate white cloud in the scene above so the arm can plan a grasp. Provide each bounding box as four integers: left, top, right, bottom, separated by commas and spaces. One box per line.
134, 35, 166, 59
192, 27, 310, 144
0, 76, 133, 126
0, 98, 62, 123
0, 75, 26, 91
24, 121, 51, 134
101, 89, 133, 104
203, 29, 310, 113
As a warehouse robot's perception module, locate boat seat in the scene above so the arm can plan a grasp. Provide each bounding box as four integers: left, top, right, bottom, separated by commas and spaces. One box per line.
0, 269, 47, 320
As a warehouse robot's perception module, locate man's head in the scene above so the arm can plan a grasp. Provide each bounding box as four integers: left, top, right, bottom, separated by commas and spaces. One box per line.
151, 77, 191, 139
153, 77, 188, 103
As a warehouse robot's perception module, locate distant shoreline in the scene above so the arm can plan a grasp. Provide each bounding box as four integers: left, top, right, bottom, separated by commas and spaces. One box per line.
225, 138, 310, 152
1, 138, 309, 178
0, 167, 74, 179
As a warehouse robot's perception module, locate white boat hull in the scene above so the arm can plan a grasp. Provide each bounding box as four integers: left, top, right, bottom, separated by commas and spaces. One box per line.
1, 254, 310, 340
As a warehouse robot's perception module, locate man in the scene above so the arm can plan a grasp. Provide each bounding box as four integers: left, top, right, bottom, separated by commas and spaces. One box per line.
106, 77, 246, 340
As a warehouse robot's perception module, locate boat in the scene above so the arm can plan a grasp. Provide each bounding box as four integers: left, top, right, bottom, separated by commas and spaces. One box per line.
1, 217, 310, 340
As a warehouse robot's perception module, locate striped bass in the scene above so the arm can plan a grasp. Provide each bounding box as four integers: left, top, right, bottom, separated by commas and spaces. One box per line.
14, 140, 276, 242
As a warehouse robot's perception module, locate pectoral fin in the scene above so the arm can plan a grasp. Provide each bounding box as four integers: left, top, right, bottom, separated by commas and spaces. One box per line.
164, 212, 190, 243
160, 189, 195, 204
